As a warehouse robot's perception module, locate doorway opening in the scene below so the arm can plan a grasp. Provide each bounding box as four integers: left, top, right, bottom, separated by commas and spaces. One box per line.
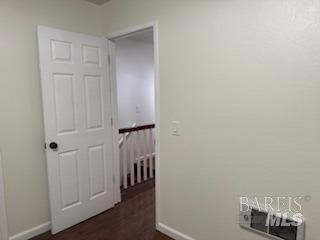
110, 27, 157, 195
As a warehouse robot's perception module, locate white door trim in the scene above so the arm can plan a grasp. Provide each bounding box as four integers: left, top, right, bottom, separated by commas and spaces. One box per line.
107, 40, 121, 204
0, 151, 8, 240
106, 21, 161, 226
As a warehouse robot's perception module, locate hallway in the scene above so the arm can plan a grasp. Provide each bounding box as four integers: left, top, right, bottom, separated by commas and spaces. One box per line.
31, 180, 170, 240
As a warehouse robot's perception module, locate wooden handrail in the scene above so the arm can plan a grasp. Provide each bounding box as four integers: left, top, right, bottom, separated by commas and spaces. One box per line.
119, 124, 155, 134
119, 123, 136, 146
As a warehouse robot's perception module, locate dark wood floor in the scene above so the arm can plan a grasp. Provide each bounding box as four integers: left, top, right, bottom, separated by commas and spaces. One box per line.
31, 179, 171, 240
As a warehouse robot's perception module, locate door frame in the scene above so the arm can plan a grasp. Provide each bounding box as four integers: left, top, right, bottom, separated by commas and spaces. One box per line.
107, 21, 161, 226
0, 151, 8, 240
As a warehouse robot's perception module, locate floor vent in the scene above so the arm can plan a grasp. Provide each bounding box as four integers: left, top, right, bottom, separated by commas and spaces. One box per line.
240, 204, 305, 240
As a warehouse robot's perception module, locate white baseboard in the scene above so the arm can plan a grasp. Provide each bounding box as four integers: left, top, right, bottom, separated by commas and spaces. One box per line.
9, 222, 51, 240
157, 222, 195, 240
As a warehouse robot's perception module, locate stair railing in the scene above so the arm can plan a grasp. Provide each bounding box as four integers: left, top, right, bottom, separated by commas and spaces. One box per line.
119, 124, 155, 189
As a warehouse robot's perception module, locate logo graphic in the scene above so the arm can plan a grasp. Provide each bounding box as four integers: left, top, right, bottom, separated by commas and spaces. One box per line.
239, 196, 308, 227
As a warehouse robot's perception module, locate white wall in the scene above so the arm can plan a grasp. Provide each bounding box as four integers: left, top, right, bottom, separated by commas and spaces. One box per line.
116, 37, 155, 128
0, 0, 101, 236
100, 1, 320, 240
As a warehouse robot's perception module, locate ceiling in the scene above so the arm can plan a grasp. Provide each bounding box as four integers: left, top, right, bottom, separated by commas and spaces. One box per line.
84, 0, 110, 5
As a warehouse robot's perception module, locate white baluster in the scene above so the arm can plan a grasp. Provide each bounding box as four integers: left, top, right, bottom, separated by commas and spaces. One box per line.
149, 128, 153, 178
130, 131, 135, 186
122, 133, 128, 189
143, 130, 147, 181
137, 131, 141, 183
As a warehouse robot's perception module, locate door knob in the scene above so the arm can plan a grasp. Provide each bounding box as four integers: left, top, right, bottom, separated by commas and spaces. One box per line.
49, 142, 58, 150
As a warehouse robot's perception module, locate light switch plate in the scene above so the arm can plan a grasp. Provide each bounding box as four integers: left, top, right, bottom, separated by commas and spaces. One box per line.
172, 121, 181, 136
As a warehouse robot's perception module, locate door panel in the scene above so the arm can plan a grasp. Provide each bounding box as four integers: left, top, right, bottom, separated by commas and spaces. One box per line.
88, 144, 106, 199
59, 150, 81, 210
84, 75, 104, 130
51, 40, 73, 63
38, 26, 114, 234
82, 45, 101, 65
53, 73, 77, 134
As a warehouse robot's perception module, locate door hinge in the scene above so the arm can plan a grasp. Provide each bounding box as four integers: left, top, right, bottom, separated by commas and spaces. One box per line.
44, 143, 47, 149
110, 117, 113, 126
108, 55, 111, 65
113, 175, 115, 184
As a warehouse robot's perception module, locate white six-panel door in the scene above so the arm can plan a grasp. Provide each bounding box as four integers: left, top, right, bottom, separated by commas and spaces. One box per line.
38, 26, 114, 234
